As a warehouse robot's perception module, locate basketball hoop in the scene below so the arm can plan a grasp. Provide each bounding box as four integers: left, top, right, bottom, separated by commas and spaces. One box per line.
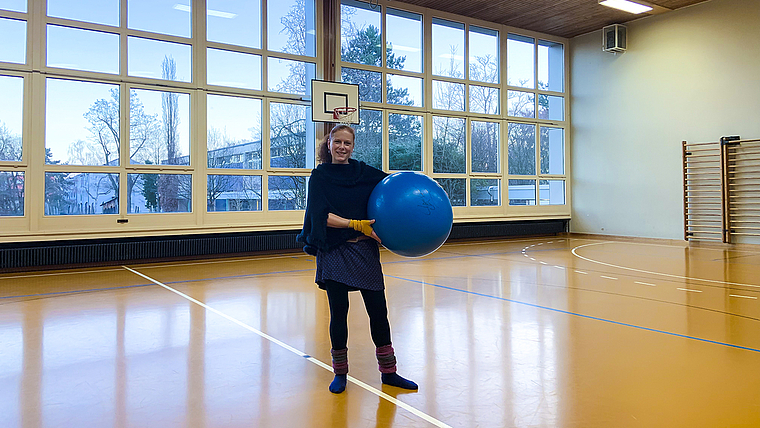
333, 106, 358, 125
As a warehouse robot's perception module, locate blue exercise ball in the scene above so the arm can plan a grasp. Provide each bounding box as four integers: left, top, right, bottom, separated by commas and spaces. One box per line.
368, 171, 453, 257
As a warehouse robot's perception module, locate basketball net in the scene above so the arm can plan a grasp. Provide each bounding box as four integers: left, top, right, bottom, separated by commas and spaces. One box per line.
333, 106, 357, 125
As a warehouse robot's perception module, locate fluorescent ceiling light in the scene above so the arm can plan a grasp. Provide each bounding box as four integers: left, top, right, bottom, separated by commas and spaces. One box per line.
176, 4, 237, 19
392, 45, 421, 53
208, 9, 237, 19
599, 0, 653, 14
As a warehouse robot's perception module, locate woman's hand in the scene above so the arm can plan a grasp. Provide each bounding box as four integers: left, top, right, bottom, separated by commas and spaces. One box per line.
349, 219, 381, 243
328, 213, 381, 243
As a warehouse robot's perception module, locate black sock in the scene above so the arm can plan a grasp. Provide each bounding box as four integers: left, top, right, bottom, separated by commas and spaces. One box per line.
381, 373, 418, 390
329, 374, 347, 393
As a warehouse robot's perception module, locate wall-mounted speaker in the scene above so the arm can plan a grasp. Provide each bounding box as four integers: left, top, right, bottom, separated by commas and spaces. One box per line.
602, 24, 627, 53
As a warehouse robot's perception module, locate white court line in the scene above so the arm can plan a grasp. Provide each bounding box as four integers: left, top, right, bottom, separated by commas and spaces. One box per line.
554, 266, 565, 269
575, 271, 588, 275
530, 258, 536, 261
600, 276, 618, 280
730, 295, 758, 300
677, 288, 702, 293
540, 261, 548, 265
635, 281, 656, 287
122, 266, 451, 428
572, 242, 760, 290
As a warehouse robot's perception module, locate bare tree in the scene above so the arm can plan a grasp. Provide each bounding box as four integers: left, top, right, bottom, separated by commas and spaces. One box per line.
0, 122, 22, 161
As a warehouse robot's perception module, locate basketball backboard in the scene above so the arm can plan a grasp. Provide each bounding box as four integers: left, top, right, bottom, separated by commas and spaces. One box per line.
311, 79, 360, 124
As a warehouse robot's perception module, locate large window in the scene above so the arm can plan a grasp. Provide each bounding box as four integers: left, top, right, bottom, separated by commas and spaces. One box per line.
338, 4, 567, 212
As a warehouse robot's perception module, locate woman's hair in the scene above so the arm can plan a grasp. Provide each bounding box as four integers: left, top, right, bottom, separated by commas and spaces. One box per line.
317, 124, 356, 164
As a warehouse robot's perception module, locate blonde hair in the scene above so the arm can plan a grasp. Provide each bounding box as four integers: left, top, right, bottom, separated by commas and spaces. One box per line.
317, 125, 356, 164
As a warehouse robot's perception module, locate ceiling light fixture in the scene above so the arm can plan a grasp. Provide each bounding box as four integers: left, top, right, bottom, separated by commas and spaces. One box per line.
599, 0, 653, 14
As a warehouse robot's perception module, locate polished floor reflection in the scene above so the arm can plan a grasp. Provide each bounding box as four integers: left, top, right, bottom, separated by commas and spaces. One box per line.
2, 236, 760, 427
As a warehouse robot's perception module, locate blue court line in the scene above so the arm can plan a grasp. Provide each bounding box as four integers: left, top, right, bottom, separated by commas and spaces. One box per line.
386, 274, 760, 354
0, 283, 152, 300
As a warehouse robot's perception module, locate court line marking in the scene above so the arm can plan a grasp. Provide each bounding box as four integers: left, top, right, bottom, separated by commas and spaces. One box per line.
386, 275, 760, 354
122, 266, 451, 428
575, 271, 588, 274
0, 267, 124, 280
600, 276, 618, 280
635, 281, 656, 287
0, 283, 151, 300
677, 288, 703, 293
572, 242, 760, 290
731, 295, 758, 300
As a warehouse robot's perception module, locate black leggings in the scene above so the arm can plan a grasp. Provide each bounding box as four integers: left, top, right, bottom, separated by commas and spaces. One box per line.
324, 280, 391, 350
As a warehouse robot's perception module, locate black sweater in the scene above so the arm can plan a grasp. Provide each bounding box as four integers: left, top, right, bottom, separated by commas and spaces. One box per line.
296, 159, 388, 255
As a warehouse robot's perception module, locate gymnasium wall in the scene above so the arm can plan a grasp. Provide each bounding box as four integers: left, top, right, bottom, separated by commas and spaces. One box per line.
569, 0, 760, 239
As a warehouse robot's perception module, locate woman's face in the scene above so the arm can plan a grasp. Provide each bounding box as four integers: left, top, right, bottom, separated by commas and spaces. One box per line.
329, 129, 354, 164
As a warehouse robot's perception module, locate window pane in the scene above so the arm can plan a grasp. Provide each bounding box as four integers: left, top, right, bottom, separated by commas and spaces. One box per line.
0, 170, 24, 216
433, 116, 465, 174
471, 121, 499, 173
435, 178, 465, 207
540, 127, 564, 175
129, 88, 190, 166
389, 113, 422, 171
509, 179, 535, 206
207, 94, 261, 169
353, 109, 381, 169
469, 26, 498, 83
47, 25, 119, 74
128, 0, 191, 38
341, 67, 381, 103
207, 175, 262, 212
0, 1, 26, 12
44, 172, 119, 215
341, 0, 381, 67
268, 175, 306, 210
268, 0, 315, 56
538, 94, 564, 121
128, 38, 192, 82
207, 48, 261, 90
469, 85, 499, 115
432, 18, 464, 79
46, 79, 120, 166
0, 17, 26, 64
508, 34, 534, 89
387, 74, 422, 107
207, 0, 261, 49
538, 40, 564, 92
508, 90, 535, 118
270, 103, 313, 169
539, 179, 565, 205
387, 8, 422, 73
128, 173, 191, 213
508, 123, 535, 175
0, 75, 23, 162
471, 179, 499, 206
47, 0, 119, 26
432, 80, 464, 111
268, 58, 315, 95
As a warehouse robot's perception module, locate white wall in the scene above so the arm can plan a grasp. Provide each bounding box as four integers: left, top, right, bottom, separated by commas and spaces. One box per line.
570, 0, 760, 239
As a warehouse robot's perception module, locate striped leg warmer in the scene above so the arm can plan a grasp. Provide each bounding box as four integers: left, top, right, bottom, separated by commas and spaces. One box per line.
375, 344, 397, 374
331, 348, 349, 375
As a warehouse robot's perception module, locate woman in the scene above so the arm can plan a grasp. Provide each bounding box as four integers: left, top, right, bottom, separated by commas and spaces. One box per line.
297, 124, 418, 394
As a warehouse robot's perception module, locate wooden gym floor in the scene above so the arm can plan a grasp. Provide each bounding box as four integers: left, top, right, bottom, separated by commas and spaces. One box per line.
1, 236, 760, 428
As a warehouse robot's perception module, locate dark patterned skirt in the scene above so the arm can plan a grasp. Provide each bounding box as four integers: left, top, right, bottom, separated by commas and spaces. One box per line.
316, 239, 385, 291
